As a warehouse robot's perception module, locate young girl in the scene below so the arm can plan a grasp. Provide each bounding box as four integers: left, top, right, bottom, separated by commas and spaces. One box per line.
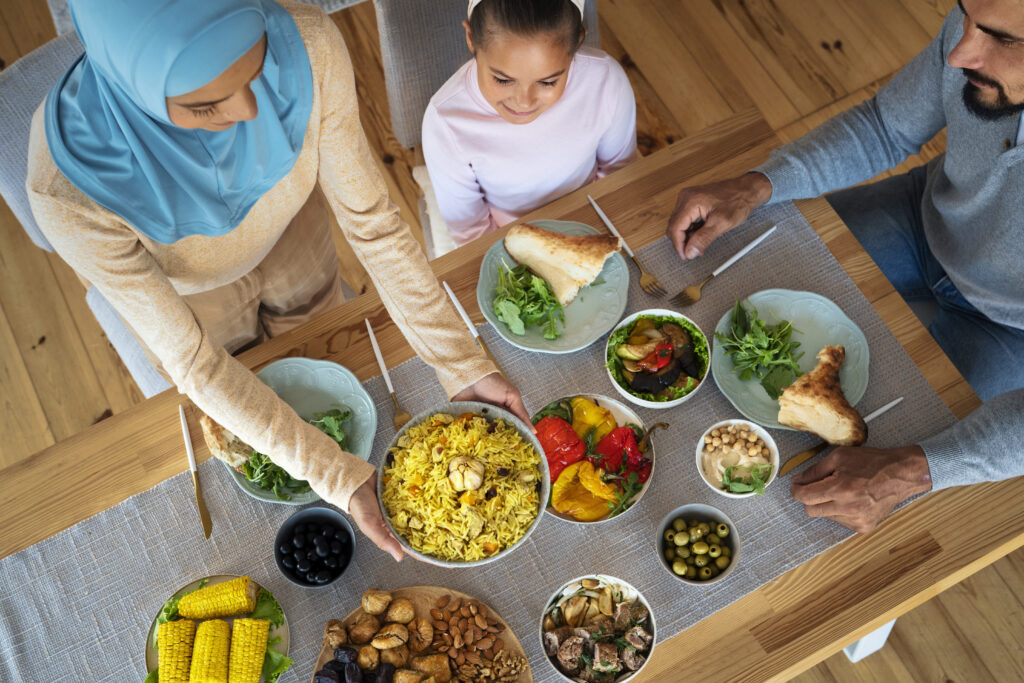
422, 0, 637, 246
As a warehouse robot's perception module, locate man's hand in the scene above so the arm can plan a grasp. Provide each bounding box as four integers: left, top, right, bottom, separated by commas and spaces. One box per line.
667, 172, 773, 260
452, 371, 532, 428
790, 446, 933, 533
349, 472, 403, 562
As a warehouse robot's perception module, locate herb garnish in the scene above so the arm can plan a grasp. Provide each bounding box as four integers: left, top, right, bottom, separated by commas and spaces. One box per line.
723, 463, 773, 495
493, 263, 565, 339
715, 300, 803, 399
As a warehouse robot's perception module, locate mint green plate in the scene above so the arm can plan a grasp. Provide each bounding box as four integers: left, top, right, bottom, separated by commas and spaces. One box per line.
711, 289, 870, 430
225, 358, 377, 504
476, 220, 629, 354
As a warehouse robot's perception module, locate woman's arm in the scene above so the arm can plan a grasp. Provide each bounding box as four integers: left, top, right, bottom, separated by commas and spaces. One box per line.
26, 185, 377, 513
595, 57, 638, 177
313, 11, 496, 395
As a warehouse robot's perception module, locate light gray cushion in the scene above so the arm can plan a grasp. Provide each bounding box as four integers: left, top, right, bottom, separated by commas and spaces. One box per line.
86, 287, 173, 398
45, 0, 368, 35
375, 0, 601, 149
0, 31, 83, 252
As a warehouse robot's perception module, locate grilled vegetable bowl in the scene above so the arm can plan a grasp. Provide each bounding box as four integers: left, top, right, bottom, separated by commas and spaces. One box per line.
606, 309, 709, 409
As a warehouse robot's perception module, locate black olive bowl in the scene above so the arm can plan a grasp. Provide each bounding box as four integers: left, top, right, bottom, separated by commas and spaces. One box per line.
274, 506, 355, 588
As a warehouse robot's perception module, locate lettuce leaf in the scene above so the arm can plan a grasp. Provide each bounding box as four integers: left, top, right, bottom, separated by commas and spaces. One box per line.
250, 588, 285, 629
263, 636, 294, 683
142, 670, 159, 683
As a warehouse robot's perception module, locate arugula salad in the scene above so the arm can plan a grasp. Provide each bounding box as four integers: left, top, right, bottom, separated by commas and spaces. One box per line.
714, 300, 803, 399
242, 406, 352, 501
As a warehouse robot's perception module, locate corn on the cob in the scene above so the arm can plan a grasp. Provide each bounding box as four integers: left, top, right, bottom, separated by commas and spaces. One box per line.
189, 618, 231, 683
157, 619, 195, 683
178, 576, 258, 619
229, 618, 269, 683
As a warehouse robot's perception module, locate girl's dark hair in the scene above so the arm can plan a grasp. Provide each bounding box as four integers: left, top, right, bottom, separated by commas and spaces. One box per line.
469, 0, 585, 54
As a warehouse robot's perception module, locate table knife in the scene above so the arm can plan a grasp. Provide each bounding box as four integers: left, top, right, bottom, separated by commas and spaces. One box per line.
178, 404, 212, 538
779, 397, 905, 476
442, 280, 506, 379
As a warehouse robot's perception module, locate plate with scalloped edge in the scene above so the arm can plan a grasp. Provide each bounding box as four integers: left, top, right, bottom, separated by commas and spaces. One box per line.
226, 357, 377, 504
711, 289, 870, 430
477, 219, 629, 353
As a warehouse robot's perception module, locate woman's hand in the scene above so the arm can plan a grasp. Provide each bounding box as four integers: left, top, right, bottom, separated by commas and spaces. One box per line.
348, 472, 403, 562
667, 172, 773, 260
452, 372, 532, 428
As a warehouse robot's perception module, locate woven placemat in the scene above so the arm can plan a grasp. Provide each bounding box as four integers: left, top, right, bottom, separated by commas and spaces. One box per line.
0, 202, 955, 682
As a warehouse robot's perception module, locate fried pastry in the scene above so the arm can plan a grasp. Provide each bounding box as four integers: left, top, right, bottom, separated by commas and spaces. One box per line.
777, 345, 867, 446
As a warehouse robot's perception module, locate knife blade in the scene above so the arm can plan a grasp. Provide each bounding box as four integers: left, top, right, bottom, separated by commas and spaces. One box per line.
587, 194, 632, 257
364, 318, 395, 394
779, 397, 905, 476
442, 280, 506, 379
179, 404, 212, 538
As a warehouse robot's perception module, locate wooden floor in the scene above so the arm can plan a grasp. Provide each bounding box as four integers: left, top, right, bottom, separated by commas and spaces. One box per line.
1, 0, 1020, 679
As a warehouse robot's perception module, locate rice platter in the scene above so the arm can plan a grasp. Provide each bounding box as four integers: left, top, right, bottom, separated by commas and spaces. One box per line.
380, 403, 546, 565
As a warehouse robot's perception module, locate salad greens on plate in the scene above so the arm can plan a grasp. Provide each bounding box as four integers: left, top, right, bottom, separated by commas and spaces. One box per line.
242, 406, 351, 501
493, 263, 565, 340
714, 300, 803, 400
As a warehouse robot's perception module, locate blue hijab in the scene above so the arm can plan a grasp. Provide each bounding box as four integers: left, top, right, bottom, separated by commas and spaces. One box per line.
45, 0, 313, 244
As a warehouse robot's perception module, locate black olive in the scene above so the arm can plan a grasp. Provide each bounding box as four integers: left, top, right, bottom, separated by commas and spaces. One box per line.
292, 535, 305, 549
326, 556, 339, 568
316, 545, 329, 558
497, 467, 510, 476
281, 556, 295, 570
295, 524, 307, 534
331, 540, 342, 554
485, 487, 497, 500
298, 559, 312, 572
315, 570, 332, 583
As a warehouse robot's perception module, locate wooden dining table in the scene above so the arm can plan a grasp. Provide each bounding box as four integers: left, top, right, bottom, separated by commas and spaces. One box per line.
3, 107, 1022, 681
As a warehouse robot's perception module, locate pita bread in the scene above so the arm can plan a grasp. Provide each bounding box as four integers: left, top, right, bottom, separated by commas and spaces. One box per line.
504, 223, 620, 306
199, 413, 254, 471
777, 346, 867, 446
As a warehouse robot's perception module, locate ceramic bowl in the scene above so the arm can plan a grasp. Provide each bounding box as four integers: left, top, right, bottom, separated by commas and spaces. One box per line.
657, 503, 741, 586
274, 506, 355, 588
695, 419, 779, 499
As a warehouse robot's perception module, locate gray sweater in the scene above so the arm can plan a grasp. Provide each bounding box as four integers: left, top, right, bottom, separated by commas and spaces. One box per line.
753, 7, 1023, 491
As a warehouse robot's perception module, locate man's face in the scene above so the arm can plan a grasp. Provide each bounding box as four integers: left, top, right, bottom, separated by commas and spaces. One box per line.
949, 0, 1024, 120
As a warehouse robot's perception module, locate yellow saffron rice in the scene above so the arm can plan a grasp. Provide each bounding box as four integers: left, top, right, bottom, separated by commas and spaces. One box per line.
382, 413, 542, 562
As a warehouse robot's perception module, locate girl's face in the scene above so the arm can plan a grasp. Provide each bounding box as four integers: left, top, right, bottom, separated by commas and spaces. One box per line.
165, 35, 267, 131
465, 21, 575, 125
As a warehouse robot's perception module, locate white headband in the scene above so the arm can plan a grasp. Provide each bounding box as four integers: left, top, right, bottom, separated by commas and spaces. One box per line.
467, 0, 585, 20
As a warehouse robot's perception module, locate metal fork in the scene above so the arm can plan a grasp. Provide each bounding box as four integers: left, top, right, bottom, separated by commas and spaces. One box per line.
673, 225, 777, 306
364, 318, 411, 430
587, 195, 666, 297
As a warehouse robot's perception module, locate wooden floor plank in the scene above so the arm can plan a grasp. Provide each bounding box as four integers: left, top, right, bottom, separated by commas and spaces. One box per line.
900, 0, 958, 37
0, 297, 54, 465
0, 0, 55, 58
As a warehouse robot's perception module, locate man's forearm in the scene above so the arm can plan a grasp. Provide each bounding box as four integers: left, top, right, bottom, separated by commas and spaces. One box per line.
920, 389, 1024, 490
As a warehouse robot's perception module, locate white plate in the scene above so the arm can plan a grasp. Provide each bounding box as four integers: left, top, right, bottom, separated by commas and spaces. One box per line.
145, 574, 288, 681
711, 289, 869, 429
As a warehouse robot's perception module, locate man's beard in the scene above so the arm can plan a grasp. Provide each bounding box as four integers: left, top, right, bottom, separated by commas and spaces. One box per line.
962, 68, 1024, 121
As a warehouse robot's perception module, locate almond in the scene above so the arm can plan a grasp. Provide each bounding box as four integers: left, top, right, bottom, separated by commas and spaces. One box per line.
448, 648, 458, 660
477, 636, 494, 650
432, 620, 448, 632
453, 632, 463, 649
469, 603, 478, 616
459, 617, 469, 633
465, 629, 476, 645
436, 595, 450, 609
493, 637, 504, 653
474, 614, 487, 630
430, 608, 443, 620
460, 605, 472, 617
457, 651, 466, 665
448, 598, 461, 612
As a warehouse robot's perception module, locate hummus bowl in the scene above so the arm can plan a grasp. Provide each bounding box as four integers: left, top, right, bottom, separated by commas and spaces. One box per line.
695, 419, 779, 499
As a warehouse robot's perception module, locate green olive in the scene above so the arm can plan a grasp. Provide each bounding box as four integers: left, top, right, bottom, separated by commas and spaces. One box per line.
685, 555, 696, 566
708, 565, 720, 578
672, 517, 687, 532
664, 548, 676, 561
698, 566, 713, 580
685, 566, 697, 580
714, 555, 731, 570
697, 522, 711, 535
716, 523, 730, 537
692, 541, 709, 555
688, 527, 704, 541
663, 529, 676, 543
721, 545, 732, 557
672, 560, 687, 575
674, 530, 690, 546
675, 546, 691, 559
707, 544, 722, 558
693, 554, 709, 568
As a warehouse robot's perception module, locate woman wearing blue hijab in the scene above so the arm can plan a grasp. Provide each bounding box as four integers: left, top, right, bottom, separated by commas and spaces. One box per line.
27, 0, 529, 561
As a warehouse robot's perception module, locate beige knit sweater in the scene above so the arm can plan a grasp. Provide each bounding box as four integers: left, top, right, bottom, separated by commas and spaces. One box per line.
26, 2, 495, 511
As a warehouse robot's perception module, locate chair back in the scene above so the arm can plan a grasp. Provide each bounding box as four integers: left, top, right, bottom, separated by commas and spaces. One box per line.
375, 0, 601, 149
0, 31, 84, 252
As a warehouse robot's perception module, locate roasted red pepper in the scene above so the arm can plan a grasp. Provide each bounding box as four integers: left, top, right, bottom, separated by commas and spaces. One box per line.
535, 416, 585, 482
591, 426, 651, 483
636, 342, 674, 372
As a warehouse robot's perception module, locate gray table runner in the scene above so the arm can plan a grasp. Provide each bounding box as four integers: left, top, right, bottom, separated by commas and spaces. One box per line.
0, 202, 956, 682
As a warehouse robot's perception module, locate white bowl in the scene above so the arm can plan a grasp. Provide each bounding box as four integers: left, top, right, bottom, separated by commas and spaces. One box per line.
657, 504, 741, 585
605, 309, 709, 410
538, 395, 658, 525
695, 419, 779, 499
540, 574, 657, 682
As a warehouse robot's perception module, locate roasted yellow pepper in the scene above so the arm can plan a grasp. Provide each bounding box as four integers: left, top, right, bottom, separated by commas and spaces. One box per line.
569, 397, 616, 443
551, 462, 612, 522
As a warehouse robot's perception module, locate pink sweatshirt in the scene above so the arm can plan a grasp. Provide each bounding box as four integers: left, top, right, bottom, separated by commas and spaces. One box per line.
422, 47, 637, 245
